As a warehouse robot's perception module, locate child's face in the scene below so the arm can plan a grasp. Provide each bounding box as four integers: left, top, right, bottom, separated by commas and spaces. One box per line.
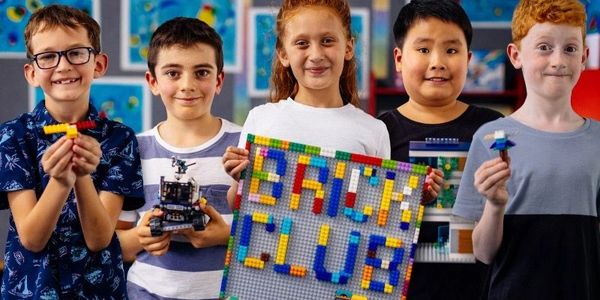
277, 6, 353, 98
394, 18, 470, 107
508, 22, 587, 101
24, 25, 107, 107
146, 43, 224, 122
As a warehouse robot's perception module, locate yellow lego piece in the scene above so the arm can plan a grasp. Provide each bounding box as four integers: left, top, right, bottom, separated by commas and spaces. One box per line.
250, 178, 260, 193
384, 283, 394, 294
318, 224, 330, 245
352, 295, 368, 300
363, 205, 373, 216
298, 155, 310, 164
364, 167, 372, 176
335, 162, 346, 178
259, 195, 276, 205
290, 194, 300, 210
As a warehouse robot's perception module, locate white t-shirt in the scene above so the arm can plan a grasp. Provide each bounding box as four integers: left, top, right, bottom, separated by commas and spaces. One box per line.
239, 98, 390, 158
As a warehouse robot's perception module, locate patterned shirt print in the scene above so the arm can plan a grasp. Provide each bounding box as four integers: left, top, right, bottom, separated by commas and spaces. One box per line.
0, 101, 144, 299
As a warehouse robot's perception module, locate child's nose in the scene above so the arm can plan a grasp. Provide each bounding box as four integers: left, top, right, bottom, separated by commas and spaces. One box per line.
550, 52, 567, 69
308, 45, 325, 62
429, 51, 447, 70
54, 55, 73, 72
180, 74, 196, 91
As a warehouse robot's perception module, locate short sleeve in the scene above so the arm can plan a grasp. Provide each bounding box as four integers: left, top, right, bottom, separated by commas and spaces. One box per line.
0, 123, 35, 209
99, 127, 144, 211
452, 134, 490, 221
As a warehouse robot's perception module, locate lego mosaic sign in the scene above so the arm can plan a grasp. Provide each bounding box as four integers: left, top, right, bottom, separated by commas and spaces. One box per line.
221, 135, 428, 299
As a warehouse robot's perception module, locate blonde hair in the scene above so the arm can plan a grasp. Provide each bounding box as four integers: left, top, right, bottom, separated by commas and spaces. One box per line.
512, 0, 586, 47
24, 5, 101, 58
270, 0, 360, 107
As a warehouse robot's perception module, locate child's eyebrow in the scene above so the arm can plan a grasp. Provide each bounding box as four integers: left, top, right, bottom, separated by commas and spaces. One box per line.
159, 63, 215, 69
411, 38, 464, 46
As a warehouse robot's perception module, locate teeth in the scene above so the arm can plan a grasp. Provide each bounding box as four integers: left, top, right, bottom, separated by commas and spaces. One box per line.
54, 78, 78, 84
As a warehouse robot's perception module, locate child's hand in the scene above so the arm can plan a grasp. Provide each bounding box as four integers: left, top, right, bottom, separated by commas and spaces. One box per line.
222, 146, 249, 181
474, 157, 511, 207
71, 133, 101, 177
42, 136, 76, 187
137, 209, 172, 256
180, 203, 230, 248
422, 168, 444, 204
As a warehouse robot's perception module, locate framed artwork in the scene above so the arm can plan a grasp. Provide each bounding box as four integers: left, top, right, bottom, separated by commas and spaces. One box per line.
0, 0, 99, 58
29, 77, 152, 133
458, 0, 518, 28
121, 0, 242, 72
464, 49, 506, 92
247, 7, 370, 98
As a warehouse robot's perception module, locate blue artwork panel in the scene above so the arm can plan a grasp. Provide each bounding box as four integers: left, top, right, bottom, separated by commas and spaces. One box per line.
125, 0, 241, 72
0, 0, 96, 56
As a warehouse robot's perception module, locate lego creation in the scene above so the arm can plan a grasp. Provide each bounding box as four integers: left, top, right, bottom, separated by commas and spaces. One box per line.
42, 120, 96, 138
149, 157, 207, 236
409, 138, 469, 210
221, 134, 428, 299
409, 138, 476, 263
489, 130, 515, 162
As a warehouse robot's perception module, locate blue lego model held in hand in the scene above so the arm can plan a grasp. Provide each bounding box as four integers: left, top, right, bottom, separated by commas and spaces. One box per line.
489, 130, 515, 162
149, 157, 207, 237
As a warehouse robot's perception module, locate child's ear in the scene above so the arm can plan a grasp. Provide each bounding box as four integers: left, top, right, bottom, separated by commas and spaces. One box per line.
93, 52, 108, 78
582, 46, 589, 67
507, 43, 522, 69
23, 63, 39, 87
393, 47, 403, 72
345, 37, 355, 61
145, 71, 161, 96
467, 50, 473, 63
277, 48, 290, 67
215, 72, 225, 95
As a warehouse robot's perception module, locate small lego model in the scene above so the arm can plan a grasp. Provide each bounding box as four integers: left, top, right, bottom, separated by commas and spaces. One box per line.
489, 130, 515, 162
149, 156, 207, 237
42, 120, 97, 138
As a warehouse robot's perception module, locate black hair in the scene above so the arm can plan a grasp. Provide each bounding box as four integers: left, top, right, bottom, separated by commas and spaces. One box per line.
393, 0, 473, 49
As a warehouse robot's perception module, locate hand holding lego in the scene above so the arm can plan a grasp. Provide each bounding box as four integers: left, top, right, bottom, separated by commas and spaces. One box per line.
474, 157, 511, 207
138, 209, 172, 256
421, 167, 444, 204
41, 136, 76, 187
71, 134, 101, 177
180, 203, 230, 248
222, 146, 249, 181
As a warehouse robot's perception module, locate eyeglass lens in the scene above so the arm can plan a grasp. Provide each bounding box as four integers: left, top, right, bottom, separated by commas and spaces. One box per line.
34, 47, 94, 69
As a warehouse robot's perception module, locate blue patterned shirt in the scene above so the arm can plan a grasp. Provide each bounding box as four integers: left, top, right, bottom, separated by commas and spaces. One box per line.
0, 101, 144, 299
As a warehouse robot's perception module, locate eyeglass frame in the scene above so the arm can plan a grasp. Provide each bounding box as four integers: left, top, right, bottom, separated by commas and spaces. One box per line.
28, 47, 100, 70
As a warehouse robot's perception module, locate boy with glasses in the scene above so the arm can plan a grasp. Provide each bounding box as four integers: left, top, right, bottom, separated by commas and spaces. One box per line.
0, 5, 144, 298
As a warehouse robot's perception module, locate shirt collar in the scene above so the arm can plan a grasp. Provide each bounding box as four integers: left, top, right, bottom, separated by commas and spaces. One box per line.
33, 100, 100, 126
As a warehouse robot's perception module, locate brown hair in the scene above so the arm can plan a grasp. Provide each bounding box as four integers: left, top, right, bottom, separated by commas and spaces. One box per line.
24, 5, 101, 58
512, 0, 586, 47
146, 17, 224, 77
270, 0, 360, 107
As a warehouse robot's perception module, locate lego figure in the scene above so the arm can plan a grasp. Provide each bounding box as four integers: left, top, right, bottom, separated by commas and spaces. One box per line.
488, 130, 515, 162
149, 157, 206, 236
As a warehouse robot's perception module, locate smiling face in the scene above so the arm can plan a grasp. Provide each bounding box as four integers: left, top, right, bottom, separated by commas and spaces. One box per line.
24, 24, 106, 109
146, 43, 224, 122
394, 17, 470, 107
508, 22, 587, 102
277, 6, 353, 103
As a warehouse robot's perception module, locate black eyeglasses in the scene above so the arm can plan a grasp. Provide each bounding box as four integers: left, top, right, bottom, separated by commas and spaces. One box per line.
29, 47, 99, 70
